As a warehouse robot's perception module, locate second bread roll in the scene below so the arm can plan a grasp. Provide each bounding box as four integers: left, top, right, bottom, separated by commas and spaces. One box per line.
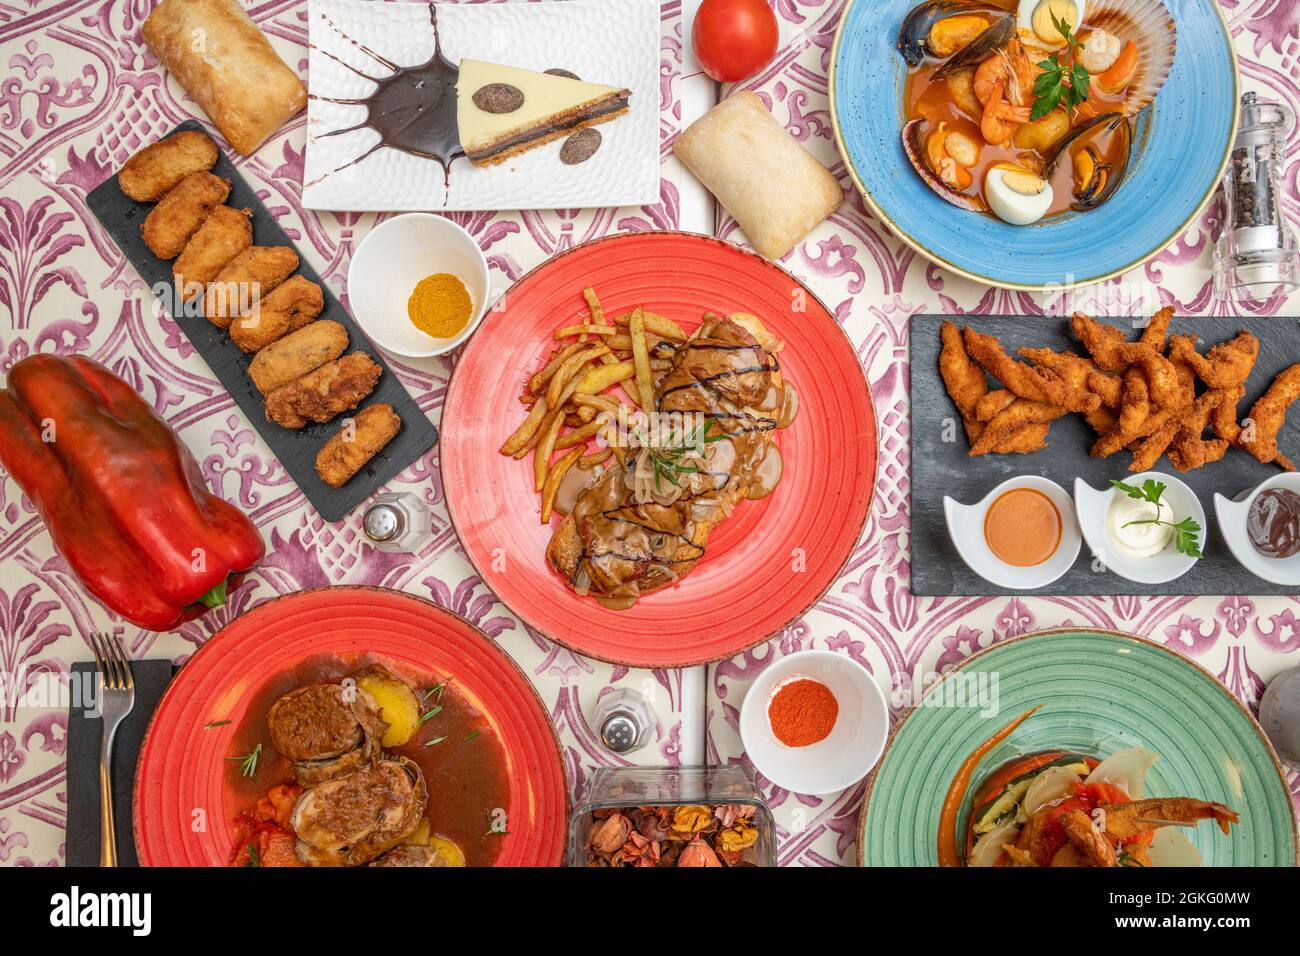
673, 92, 842, 261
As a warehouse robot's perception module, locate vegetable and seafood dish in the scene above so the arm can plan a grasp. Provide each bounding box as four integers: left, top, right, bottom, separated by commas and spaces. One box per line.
939, 709, 1240, 867
225, 658, 510, 867
898, 0, 1175, 224
499, 288, 798, 610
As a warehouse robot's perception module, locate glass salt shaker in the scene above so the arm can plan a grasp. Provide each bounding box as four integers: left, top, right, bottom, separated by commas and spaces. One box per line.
362, 492, 432, 552
594, 688, 657, 755
1259, 666, 1300, 767
1213, 92, 1300, 302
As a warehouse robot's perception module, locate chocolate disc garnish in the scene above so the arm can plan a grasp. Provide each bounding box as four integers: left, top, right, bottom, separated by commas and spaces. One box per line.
545, 68, 581, 80
560, 128, 602, 165
472, 83, 524, 114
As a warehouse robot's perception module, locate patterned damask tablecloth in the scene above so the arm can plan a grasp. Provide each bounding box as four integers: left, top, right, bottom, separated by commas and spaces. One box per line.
0, 0, 1297, 869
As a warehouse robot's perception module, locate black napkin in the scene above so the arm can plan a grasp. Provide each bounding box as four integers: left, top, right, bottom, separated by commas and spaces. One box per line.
65, 660, 176, 867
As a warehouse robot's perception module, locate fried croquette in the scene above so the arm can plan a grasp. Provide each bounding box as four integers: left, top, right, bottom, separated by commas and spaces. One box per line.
248, 320, 348, 395
315, 403, 402, 487
230, 276, 325, 352
173, 204, 252, 299
203, 246, 299, 328
264, 352, 382, 429
118, 130, 218, 201
141, 170, 230, 259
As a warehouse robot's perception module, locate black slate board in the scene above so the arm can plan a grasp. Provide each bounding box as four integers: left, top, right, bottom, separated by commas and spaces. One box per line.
911, 312, 1300, 596
85, 120, 437, 522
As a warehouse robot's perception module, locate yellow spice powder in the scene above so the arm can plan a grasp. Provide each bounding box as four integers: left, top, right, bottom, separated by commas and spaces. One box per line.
407, 272, 473, 338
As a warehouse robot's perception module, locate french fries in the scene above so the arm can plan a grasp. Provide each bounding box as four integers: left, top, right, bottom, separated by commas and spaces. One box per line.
629, 307, 656, 411
500, 396, 549, 456
540, 447, 583, 524
613, 309, 687, 341
575, 361, 635, 395
503, 285, 710, 522
533, 408, 564, 492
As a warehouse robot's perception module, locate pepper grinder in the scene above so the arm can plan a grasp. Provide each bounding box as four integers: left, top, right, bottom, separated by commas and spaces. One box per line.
1213, 92, 1300, 302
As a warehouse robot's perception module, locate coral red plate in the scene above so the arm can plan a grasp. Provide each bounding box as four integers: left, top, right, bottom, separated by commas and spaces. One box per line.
133, 588, 567, 866
441, 232, 877, 667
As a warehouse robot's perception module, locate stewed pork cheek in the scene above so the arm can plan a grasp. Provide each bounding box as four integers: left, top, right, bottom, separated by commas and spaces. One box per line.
547, 313, 798, 609
266, 681, 387, 785
291, 756, 429, 866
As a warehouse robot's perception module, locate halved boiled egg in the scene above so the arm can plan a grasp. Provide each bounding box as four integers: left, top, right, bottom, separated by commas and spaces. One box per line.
1016, 0, 1084, 51
984, 163, 1054, 225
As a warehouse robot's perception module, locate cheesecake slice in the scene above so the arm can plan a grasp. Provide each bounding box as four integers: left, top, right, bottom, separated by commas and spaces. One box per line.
456, 59, 631, 166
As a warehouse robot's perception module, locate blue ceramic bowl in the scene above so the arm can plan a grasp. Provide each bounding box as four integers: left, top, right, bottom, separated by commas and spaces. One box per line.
829, 0, 1238, 289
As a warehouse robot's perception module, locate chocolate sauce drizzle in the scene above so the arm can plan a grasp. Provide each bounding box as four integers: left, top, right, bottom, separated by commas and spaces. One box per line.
308, 4, 463, 197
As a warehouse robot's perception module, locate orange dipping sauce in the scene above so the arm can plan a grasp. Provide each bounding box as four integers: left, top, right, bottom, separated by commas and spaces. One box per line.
983, 488, 1061, 567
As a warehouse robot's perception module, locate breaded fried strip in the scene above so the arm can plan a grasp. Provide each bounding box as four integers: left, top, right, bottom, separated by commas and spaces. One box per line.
229, 275, 325, 352
970, 399, 1065, 456
315, 403, 401, 487
174, 204, 252, 299
141, 170, 230, 259
264, 352, 381, 429
965, 328, 1098, 413
939, 321, 989, 444
1241, 362, 1300, 464
118, 130, 217, 201
1170, 330, 1259, 389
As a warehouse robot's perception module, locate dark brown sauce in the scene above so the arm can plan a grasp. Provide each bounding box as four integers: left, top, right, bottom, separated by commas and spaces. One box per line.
224, 653, 511, 866
309, 4, 463, 193
1248, 488, 1300, 559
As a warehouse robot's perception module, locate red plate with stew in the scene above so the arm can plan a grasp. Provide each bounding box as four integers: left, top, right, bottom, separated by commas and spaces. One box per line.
441, 232, 877, 667
133, 588, 568, 866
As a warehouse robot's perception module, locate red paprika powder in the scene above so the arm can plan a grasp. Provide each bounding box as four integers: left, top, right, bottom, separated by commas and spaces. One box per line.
767, 678, 838, 747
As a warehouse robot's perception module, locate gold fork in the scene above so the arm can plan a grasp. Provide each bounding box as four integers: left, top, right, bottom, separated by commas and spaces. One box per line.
88, 632, 136, 867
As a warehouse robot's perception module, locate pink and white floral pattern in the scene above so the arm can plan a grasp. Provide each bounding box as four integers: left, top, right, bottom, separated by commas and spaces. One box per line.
0, 0, 1297, 869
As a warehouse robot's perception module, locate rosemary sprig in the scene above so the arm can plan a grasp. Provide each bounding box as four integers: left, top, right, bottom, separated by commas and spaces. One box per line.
244, 843, 261, 868
464, 729, 480, 741
424, 735, 448, 747
204, 720, 230, 729
417, 704, 443, 725
227, 743, 262, 779
1110, 479, 1203, 558
641, 417, 720, 492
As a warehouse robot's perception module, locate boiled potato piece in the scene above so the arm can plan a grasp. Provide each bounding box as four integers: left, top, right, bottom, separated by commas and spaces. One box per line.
428, 836, 467, 867
356, 671, 421, 747
1013, 110, 1071, 152
945, 69, 982, 119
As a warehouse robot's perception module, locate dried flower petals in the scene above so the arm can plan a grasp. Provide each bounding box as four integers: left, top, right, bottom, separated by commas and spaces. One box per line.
671, 804, 713, 834
584, 804, 762, 867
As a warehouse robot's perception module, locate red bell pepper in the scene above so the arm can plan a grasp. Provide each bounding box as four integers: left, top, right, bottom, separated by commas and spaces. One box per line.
0, 354, 264, 630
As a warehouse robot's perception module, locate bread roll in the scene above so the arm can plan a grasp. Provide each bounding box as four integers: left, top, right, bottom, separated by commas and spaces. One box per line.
673, 92, 842, 260
143, 0, 308, 156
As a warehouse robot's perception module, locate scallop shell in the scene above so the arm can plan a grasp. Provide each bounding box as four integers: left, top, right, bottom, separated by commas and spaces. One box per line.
1084, 0, 1177, 116
902, 118, 987, 213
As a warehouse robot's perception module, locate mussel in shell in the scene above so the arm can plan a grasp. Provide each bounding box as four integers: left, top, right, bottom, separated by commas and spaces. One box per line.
898, 1, 1002, 67
1044, 111, 1132, 210
932, 15, 1015, 81
902, 118, 987, 212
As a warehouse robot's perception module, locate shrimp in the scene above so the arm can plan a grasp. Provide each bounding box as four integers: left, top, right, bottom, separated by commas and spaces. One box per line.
981, 76, 1031, 146
974, 39, 1037, 106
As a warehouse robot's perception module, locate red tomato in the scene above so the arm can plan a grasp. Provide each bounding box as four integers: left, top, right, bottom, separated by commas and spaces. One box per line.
691, 0, 779, 83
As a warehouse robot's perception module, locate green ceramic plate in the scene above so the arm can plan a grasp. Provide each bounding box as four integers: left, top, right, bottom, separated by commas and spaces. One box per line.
859, 629, 1298, 867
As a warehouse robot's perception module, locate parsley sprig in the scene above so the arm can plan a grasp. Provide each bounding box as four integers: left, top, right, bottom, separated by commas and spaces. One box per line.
1031, 12, 1091, 121
1110, 479, 1203, 558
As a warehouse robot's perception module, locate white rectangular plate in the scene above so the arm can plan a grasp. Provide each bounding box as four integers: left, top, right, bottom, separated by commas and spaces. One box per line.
303, 0, 661, 211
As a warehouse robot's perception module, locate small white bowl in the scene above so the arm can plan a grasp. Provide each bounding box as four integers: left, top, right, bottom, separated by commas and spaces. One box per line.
1215, 473, 1300, 586
943, 476, 1081, 590
1074, 472, 1206, 585
347, 213, 490, 358
739, 650, 889, 796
